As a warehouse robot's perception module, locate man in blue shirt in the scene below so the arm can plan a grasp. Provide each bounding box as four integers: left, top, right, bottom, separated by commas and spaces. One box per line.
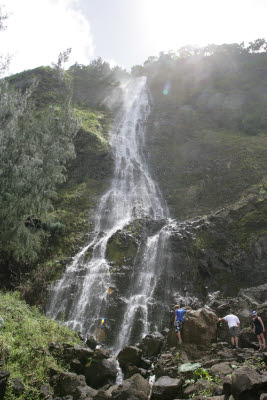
174, 304, 191, 344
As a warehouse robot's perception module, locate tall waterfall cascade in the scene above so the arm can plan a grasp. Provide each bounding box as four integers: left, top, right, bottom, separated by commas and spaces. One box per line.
47, 77, 174, 351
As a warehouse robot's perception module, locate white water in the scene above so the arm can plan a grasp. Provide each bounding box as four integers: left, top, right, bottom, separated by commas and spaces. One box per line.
47, 77, 170, 348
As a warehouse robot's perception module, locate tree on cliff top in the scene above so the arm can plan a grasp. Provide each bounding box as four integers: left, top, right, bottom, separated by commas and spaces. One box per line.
0, 16, 80, 263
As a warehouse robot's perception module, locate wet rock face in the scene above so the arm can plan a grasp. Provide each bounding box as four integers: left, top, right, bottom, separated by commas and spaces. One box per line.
84, 355, 117, 389
163, 196, 267, 300
117, 346, 142, 371
138, 333, 164, 357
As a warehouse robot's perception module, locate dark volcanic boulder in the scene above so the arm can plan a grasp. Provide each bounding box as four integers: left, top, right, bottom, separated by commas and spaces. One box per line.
12, 378, 25, 395
231, 366, 267, 400
111, 373, 150, 400
239, 328, 258, 349
0, 370, 10, 398
86, 335, 98, 350
50, 371, 94, 399
209, 362, 233, 377
139, 334, 164, 357
151, 376, 182, 400
167, 308, 218, 346
182, 308, 218, 344
184, 379, 223, 397
39, 383, 53, 399
84, 357, 117, 389
117, 346, 142, 370
188, 397, 225, 400
62, 343, 94, 364
75, 384, 97, 399
154, 352, 178, 379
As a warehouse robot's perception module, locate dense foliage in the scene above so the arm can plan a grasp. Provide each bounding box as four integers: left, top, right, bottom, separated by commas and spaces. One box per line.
0, 69, 80, 262
0, 291, 82, 399
133, 39, 267, 136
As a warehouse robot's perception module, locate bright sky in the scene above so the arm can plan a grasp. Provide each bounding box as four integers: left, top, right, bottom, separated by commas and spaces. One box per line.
1, 0, 267, 74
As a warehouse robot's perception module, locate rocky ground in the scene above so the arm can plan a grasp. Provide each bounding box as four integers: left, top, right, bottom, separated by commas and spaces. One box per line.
1, 284, 266, 399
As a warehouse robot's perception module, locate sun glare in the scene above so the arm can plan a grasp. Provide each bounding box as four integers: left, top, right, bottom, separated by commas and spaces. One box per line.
142, 0, 255, 54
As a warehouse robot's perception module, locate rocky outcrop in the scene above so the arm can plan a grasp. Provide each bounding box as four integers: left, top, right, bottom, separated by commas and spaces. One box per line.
167, 308, 218, 347
117, 346, 142, 370
151, 376, 183, 399
12, 378, 25, 395
139, 333, 164, 357
111, 373, 150, 400
84, 355, 117, 389
184, 379, 223, 397
231, 366, 267, 400
50, 370, 96, 399
209, 361, 233, 377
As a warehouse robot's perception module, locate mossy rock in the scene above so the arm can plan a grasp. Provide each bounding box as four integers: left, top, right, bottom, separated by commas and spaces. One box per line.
106, 221, 143, 267
106, 230, 139, 267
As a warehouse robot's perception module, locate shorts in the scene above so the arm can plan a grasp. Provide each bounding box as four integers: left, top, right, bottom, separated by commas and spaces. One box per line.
229, 326, 239, 337
255, 327, 263, 336
175, 320, 183, 333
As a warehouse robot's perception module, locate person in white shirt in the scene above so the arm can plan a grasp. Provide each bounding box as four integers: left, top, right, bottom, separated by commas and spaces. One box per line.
219, 310, 241, 348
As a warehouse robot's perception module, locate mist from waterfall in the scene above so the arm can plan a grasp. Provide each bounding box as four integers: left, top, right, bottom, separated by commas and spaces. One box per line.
46, 77, 171, 350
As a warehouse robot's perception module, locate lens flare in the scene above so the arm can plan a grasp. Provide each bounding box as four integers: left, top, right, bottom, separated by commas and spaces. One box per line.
163, 81, 171, 96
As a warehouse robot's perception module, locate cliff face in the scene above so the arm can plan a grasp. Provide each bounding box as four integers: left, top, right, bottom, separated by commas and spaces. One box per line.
146, 100, 267, 219
3, 53, 267, 308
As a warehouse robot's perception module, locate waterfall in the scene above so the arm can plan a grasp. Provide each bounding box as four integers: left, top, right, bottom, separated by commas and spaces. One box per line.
47, 77, 171, 350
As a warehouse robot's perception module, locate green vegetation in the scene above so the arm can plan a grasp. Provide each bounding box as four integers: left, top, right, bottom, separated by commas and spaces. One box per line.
185, 367, 221, 398
105, 220, 142, 269
106, 231, 138, 268
19, 108, 112, 305
132, 41, 267, 218
0, 291, 82, 399
0, 49, 80, 265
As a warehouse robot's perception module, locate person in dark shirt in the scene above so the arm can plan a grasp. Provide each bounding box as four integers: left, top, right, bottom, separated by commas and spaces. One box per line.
174, 304, 191, 344
252, 311, 266, 351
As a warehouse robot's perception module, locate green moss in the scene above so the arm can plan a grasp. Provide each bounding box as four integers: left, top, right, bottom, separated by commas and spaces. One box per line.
232, 201, 267, 250
147, 101, 267, 219
0, 291, 82, 400
74, 108, 109, 152
106, 231, 138, 268
194, 231, 227, 255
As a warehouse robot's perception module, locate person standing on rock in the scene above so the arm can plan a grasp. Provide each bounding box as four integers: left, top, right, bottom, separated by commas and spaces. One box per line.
219, 310, 240, 348
174, 305, 191, 344
252, 311, 266, 351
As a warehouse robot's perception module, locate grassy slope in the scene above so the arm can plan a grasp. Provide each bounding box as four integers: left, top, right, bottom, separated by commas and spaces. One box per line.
0, 291, 82, 400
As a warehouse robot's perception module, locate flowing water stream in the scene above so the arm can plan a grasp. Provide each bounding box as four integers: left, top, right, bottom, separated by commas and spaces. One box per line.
47, 77, 172, 350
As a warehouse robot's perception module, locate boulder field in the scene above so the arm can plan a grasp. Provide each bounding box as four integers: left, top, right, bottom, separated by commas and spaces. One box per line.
2, 284, 266, 399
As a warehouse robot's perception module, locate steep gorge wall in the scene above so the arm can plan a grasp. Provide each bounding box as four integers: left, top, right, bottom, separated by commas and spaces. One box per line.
4, 62, 267, 309
146, 98, 267, 220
